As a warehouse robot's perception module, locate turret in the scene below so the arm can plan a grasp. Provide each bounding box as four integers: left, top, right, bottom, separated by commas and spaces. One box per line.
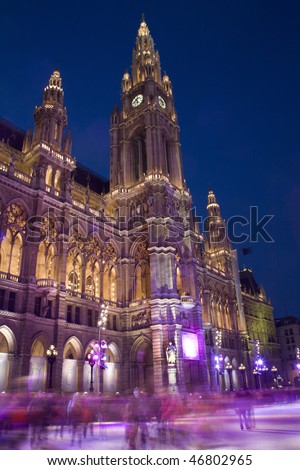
32, 70, 67, 151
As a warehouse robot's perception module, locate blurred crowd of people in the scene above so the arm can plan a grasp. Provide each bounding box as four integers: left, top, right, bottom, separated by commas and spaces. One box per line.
0, 386, 300, 449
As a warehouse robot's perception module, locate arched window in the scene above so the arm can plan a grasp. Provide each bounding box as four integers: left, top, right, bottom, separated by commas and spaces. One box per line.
103, 264, 117, 302
66, 250, 82, 292
45, 165, 52, 187
134, 262, 150, 300
0, 229, 11, 273
131, 130, 147, 182
176, 266, 182, 295
54, 169, 61, 191
0, 229, 23, 276
85, 259, 100, 298
68, 271, 78, 291
36, 242, 55, 279
86, 276, 93, 295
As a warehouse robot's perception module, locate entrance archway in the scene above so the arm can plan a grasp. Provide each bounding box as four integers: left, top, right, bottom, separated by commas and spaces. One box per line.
29, 337, 47, 392
130, 337, 154, 394
62, 337, 83, 393
0, 326, 16, 392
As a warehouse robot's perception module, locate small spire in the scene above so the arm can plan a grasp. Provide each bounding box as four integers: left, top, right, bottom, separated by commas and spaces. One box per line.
207, 189, 221, 217
138, 15, 150, 37
48, 69, 63, 89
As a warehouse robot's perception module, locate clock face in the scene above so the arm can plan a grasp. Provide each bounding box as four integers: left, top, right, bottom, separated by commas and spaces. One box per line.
132, 94, 143, 107
158, 96, 166, 109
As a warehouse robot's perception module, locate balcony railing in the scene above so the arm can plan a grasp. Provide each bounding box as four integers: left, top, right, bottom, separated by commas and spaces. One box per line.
37, 279, 58, 289
14, 169, 31, 184
66, 288, 82, 298
181, 295, 195, 309
0, 271, 20, 282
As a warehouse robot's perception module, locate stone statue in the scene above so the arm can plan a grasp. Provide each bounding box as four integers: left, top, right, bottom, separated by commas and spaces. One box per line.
166, 342, 177, 365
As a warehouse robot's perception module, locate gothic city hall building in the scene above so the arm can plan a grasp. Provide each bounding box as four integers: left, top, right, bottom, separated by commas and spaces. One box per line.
0, 19, 280, 394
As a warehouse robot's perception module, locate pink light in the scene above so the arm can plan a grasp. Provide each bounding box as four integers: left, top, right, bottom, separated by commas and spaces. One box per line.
182, 332, 199, 359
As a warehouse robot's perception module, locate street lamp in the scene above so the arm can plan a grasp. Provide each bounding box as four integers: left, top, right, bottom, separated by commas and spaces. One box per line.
271, 365, 278, 388
296, 348, 300, 376
214, 354, 223, 392
261, 365, 269, 388
87, 349, 99, 393
46, 344, 58, 389
225, 363, 233, 391
238, 363, 246, 390
96, 303, 109, 393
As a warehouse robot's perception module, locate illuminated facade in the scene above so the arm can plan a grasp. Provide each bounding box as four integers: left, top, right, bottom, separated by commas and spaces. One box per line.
0, 19, 280, 394
240, 268, 281, 388
275, 317, 300, 385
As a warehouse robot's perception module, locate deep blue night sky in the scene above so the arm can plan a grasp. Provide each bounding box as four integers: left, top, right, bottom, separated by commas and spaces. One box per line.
1, 1, 299, 318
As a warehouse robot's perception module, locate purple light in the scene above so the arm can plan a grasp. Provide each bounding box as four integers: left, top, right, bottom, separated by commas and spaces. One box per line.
257, 358, 263, 366
182, 332, 199, 359
93, 354, 99, 360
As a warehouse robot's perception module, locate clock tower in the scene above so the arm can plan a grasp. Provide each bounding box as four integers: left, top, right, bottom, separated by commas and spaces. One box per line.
110, 16, 184, 191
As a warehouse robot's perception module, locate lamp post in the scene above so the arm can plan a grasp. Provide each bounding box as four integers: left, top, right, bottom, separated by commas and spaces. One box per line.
96, 303, 109, 393
238, 363, 246, 390
271, 365, 278, 388
214, 354, 223, 392
296, 348, 300, 378
253, 357, 264, 389
261, 365, 269, 388
225, 363, 233, 391
87, 349, 99, 393
46, 344, 58, 390
253, 368, 260, 389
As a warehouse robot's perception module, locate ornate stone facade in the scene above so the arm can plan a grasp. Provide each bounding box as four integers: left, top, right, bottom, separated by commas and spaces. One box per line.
0, 19, 280, 394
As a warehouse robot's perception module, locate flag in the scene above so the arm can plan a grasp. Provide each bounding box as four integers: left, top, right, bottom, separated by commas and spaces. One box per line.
242, 247, 252, 256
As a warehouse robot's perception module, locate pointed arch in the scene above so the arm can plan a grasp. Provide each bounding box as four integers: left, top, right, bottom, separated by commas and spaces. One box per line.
45, 165, 53, 187
66, 249, 83, 292
130, 127, 147, 182
129, 335, 153, 393
31, 337, 46, 357
54, 169, 61, 191
85, 257, 100, 298
103, 263, 117, 302
134, 261, 150, 300
36, 241, 56, 280
0, 326, 17, 392
63, 336, 83, 360
0, 228, 23, 276
176, 265, 182, 295
0, 325, 17, 353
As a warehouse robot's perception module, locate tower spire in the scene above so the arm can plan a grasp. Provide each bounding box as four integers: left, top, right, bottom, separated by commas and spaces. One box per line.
32, 69, 67, 150
131, 17, 162, 86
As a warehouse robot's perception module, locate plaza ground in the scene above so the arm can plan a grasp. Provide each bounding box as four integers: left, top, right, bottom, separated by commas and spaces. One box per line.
2, 400, 299, 451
